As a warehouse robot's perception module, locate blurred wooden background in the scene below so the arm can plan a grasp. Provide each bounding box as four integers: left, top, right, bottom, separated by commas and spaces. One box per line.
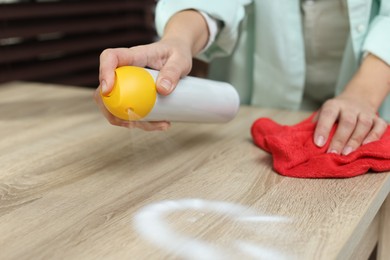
0, 0, 155, 87
0, 0, 208, 88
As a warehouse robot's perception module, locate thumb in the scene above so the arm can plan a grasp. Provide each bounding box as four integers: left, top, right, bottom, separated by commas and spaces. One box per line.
99, 78, 113, 97
156, 62, 189, 96
99, 49, 120, 96
99, 67, 114, 96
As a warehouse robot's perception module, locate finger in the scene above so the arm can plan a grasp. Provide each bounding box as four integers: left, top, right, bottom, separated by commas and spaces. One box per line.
129, 121, 171, 131
328, 112, 357, 154
313, 101, 340, 147
362, 117, 388, 145
341, 114, 374, 155
94, 86, 131, 127
99, 48, 125, 95
99, 47, 150, 95
95, 85, 172, 131
156, 55, 191, 95
311, 111, 320, 122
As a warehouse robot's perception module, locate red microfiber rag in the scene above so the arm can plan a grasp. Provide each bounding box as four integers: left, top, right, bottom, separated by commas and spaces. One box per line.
251, 113, 390, 178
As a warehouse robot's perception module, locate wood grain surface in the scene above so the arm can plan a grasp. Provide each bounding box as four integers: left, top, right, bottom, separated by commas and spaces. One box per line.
378, 196, 390, 260
0, 82, 389, 260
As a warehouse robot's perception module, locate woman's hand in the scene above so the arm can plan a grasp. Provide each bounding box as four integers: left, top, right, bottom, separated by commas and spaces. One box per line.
95, 10, 209, 131
95, 39, 193, 130
313, 94, 387, 155
313, 54, 390, 155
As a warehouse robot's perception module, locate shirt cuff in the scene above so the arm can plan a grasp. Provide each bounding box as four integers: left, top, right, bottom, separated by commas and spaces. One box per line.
198, 11, 219, 53
362, 16, 390, 66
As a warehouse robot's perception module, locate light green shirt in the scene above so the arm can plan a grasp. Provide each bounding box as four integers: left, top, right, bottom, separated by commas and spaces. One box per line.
155, 0, 390, 121
301, 0, 349, 110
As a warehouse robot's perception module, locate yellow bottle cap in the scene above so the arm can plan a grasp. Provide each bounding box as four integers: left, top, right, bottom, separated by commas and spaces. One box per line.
101, 66, 157, 121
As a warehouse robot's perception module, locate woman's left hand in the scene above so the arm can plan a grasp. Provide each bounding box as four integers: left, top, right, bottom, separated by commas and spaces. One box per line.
313, 54, 390, 155
313, 93, 387, 155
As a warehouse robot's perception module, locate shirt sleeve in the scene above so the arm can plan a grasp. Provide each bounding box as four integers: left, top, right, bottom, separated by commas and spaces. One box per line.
198, 11, 219, 54
362, 1, 390, 65
155, 0, 252, 61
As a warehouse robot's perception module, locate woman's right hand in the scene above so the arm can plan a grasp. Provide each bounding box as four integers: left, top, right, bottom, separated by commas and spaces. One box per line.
96, 38, 194, 130
96, 10, 209, 131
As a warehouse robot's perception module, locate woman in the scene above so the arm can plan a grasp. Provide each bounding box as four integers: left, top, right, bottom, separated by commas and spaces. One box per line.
96, 0, 390, 156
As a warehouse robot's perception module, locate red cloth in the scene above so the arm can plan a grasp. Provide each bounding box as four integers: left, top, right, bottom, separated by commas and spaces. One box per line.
251, 113, 390, 178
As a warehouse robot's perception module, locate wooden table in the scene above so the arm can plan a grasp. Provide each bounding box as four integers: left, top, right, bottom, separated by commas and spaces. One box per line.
0, 82, 389, 260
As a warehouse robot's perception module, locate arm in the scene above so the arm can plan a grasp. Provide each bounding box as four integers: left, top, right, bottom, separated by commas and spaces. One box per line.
152, 10, 209, 94
155, 0, 250, 61
100, 10, 208, 96
313, 0, 390, 155
314, 54, 390, 155
96, 10, 208, 130
97, 0, 249, 129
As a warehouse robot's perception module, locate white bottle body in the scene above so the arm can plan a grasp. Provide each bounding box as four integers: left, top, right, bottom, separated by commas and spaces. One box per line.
143, 69, 240, 123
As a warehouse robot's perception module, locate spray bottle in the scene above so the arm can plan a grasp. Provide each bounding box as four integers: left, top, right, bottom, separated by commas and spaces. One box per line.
101, 66, 240, 123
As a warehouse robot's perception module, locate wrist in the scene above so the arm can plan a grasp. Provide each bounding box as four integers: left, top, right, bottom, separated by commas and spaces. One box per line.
162, 10, 209, 56
342, 54, 390, 110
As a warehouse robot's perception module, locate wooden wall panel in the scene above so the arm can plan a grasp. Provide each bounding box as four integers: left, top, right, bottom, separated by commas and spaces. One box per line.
0, 0, 156, 87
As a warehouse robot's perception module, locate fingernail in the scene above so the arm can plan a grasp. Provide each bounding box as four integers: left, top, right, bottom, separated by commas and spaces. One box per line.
158, 124, 169, 131
362, 139, 372, 145
159, 79, 172, 92
327, 149, 338, 154
342, 146, 353, 156
101, 80, 109, 95
315, 135, 325, 147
